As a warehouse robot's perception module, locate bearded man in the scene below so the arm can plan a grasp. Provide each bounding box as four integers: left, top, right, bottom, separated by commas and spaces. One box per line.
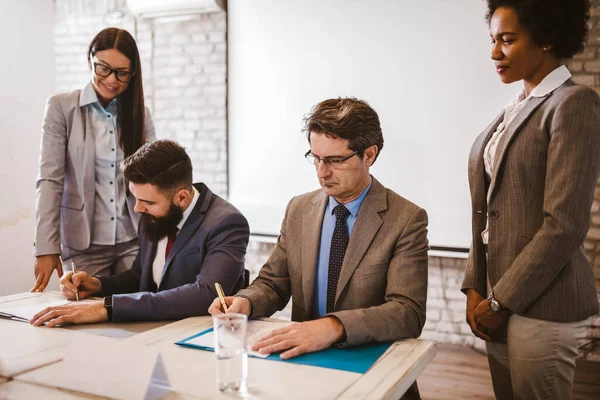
31, 139, 249, 326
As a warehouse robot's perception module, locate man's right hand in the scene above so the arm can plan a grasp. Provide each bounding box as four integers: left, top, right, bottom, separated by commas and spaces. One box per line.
31, 254, 63, 293
466, 288, 492, 341
60, 271, 101, 300
208, 296, 251, 316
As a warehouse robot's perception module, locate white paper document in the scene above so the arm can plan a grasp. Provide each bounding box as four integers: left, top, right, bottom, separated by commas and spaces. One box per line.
185, 319, 295, 358
0, 299, 96, 322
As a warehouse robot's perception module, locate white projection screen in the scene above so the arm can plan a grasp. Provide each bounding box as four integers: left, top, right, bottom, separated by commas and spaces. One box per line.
228, 0, 517, 251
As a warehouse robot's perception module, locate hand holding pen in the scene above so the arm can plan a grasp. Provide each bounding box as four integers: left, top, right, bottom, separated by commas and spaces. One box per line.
209, 283, 252, 316
59, 265, 102, 301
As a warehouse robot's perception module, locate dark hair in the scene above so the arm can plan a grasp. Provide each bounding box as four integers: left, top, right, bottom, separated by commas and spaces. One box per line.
88, 28, 146, 157
122, 139, 193, 194
303, 97, 384, 163
485, 0, 590, 59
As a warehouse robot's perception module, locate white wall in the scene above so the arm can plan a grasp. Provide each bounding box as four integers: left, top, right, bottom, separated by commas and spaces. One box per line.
228, 0, 518, 249
0, 0, 55, 295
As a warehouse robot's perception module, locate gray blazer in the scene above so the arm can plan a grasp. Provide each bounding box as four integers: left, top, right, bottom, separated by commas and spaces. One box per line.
236, 177, 429, 347
98, 183, 250, 322
462, 80, 600, 322
34, 89, 156, 257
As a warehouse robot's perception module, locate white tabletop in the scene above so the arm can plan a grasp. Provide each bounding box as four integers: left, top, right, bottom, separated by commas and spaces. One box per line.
0, 291, 169, 379
1, 292, 436, 399
0, 380, 105, 400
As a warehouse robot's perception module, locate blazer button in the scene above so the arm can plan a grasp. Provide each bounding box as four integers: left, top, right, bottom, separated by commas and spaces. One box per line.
489, 210, 499, 219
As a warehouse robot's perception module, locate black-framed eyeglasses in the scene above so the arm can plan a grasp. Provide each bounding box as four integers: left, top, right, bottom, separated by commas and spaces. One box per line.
93, 62, 135, 83
304, 150, 358, 167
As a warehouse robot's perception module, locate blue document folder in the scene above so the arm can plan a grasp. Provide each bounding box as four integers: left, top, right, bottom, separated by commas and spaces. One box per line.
175, 327, 393, 374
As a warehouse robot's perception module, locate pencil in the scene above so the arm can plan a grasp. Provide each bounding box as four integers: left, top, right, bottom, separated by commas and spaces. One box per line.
215, 282, 228, 312
72, 261, 79, 302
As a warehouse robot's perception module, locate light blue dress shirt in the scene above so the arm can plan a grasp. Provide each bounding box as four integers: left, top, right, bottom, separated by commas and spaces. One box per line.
313, 179, 372, 318
80, 82, 137, 245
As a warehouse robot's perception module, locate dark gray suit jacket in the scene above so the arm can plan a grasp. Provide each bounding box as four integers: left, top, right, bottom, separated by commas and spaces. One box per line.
462, 80, 600, 322
98, 183, 250, 322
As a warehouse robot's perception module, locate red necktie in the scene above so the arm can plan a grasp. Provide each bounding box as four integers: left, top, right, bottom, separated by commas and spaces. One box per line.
165, 229, 178, 261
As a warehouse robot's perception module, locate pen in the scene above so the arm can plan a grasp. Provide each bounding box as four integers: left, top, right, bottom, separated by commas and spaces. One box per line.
72, 261, 79, 302
215, 283, 228, 312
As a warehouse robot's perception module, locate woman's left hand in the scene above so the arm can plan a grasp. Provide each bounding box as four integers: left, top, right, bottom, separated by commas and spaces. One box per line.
473, 299, 509, 338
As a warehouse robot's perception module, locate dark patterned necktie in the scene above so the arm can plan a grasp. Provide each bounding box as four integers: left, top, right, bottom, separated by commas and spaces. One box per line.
326, 205, 351, 313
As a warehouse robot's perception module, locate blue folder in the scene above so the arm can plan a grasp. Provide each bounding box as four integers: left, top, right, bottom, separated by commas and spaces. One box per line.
175, 327, 393, 374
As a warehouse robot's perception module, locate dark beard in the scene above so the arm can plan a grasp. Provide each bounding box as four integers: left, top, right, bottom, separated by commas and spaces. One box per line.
140, 204, 184, 243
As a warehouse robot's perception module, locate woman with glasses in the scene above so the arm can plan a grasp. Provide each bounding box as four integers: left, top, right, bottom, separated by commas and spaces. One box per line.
461, 1, 599, 398
32, 28, 155, 292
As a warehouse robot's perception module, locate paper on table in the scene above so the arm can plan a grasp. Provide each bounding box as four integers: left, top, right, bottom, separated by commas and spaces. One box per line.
0, 299, 96, 322
0, 292, 44, 305
182, 319, 294, 358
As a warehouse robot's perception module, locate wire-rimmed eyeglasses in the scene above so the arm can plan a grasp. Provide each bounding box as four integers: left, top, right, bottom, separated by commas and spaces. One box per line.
304, 150, 358, 167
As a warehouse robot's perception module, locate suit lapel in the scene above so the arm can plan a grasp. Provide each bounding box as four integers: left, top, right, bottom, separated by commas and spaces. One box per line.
78, 105, 96, 228
160, 184, 210, 285
469, 112, 503, 210
302, 191, 327, 314
488, 96, 548, 199
334, 177, 385, 305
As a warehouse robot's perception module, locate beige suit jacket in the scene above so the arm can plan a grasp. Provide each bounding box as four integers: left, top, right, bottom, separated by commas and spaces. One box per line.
236, 177, 429, 346
462, 80, 600, 322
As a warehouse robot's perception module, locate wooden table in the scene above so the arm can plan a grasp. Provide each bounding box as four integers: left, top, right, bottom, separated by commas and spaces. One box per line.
1, 292, 436, 399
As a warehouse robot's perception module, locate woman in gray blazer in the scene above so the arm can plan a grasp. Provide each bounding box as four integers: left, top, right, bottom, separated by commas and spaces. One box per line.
32, 28, 156, 292
461, 0, 599, 399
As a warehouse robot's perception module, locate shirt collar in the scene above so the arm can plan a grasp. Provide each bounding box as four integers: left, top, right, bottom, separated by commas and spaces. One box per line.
328, 177, 373, 217
529, 65, 571, 98
507, 65, 571, 108
79, 81, 118, 109
79, 82, 99, 107
177, 186, 200, 231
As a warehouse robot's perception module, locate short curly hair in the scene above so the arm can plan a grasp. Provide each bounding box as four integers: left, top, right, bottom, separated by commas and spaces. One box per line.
486, 0, 590, 59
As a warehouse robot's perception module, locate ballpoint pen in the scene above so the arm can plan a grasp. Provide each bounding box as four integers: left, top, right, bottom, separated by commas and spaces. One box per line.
215, 282, 228, 312
72, 261, 79, 302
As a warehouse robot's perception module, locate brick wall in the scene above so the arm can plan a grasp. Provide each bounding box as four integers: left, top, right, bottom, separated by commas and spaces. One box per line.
54, 0, 599, 350
54, 0, 227, 196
